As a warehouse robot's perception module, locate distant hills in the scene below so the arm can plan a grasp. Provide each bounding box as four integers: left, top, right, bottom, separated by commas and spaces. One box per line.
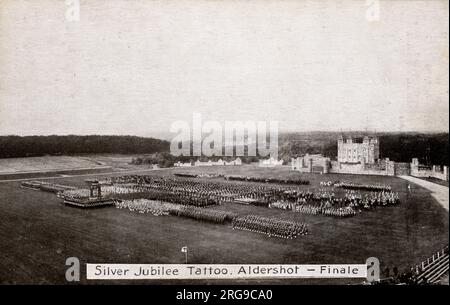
0, 132, 448, 166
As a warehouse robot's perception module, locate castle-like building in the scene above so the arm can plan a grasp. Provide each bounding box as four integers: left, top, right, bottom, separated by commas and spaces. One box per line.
290, 135, 448, 181
337, 135, 379, 164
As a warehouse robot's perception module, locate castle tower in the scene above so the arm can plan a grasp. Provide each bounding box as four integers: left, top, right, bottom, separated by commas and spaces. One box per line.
370, 137, 380, 161
337, 135, 344, 163
346, 136, 353, 144
337, 134, 380, 164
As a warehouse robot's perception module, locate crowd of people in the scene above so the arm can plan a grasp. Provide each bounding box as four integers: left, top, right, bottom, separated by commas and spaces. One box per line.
232, 215, 309, 239
372, 245, 449, 285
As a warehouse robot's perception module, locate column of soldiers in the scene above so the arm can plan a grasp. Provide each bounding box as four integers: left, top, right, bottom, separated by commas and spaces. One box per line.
172, 206, 238, 224
232, 215, 309, 239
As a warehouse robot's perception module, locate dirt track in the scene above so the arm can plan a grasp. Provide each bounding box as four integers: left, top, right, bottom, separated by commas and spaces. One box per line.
400, 176, 449, 212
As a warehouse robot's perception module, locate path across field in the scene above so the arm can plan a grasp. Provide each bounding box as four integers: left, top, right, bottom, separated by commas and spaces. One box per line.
400, 176, 449, 212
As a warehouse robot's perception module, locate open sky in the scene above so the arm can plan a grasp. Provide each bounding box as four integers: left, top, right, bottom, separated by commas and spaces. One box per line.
0, 0, 448, 138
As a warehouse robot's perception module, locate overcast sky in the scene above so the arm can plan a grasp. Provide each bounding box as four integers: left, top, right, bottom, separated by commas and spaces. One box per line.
0, 0, 448, 138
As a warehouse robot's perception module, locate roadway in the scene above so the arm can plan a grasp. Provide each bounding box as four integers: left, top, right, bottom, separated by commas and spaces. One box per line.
400, 175, 449, 212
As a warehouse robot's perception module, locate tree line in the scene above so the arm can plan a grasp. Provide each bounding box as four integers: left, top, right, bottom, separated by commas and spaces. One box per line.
278, 132, 449, 166
1, 132, 447, 166
0, 135, 169, 158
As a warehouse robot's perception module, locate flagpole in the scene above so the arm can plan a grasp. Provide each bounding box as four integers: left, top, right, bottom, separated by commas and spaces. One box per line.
181, 246, 188, 264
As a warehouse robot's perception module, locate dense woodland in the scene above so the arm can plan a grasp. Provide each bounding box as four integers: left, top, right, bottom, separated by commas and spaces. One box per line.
279, 132, 449, 165
0, 132, 448, 166
0, 135, 169, 158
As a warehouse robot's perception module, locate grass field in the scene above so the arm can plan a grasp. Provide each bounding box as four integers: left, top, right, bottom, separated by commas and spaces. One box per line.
0, 156, 106, 174
0, 155, 153, 181
0, 165, 448, 284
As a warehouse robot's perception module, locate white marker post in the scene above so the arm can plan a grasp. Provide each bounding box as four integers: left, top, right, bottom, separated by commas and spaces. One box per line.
181, 246, 188, 264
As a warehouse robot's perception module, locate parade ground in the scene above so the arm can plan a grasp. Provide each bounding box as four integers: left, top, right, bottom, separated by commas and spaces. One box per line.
0, 163, 448, 284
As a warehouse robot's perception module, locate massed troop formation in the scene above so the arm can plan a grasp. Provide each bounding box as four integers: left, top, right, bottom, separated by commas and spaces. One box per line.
102, 175, 312, 239
100, 175, 282, 207
269, 200, 357, 218
232, 215, 308, 239
173, 173, 311, 185
90, 175, 399, 221
269, 187, 400, 217
174, 172, 222, 179
225, 175, 310, 185
321, 180, 392, 192
172, 206, 237, 224
116, 198, 237, 224
115, 198, 183, 216
114, 198, 307, 238
57, 174, 399, 238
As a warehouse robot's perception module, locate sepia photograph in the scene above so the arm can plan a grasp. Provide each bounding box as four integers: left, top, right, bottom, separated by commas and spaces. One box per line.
0, 0, 448, 295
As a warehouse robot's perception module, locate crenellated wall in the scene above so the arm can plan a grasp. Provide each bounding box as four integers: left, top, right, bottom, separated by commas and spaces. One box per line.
410, 158, 448, 181
292, 154, 330, 174
328, 159, 396, 176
